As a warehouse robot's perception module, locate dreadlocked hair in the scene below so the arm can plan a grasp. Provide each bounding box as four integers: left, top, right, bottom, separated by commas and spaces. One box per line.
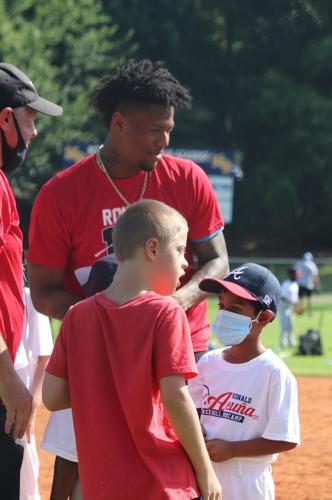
94, 59, 192, 127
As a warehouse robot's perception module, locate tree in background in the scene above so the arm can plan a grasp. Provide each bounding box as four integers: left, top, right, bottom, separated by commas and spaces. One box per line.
2, 0, 332, 254
108, 0, 332, 254
0, 0, 135, 244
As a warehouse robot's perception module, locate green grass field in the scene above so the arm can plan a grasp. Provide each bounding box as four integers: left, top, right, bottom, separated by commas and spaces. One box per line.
207, 294, 332, 376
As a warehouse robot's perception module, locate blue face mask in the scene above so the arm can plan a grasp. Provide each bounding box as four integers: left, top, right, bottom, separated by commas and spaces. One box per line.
211, 309, 260, 346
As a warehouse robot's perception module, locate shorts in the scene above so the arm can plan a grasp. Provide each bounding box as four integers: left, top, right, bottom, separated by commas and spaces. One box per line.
41, 409, 78, 462
299, 286, 313, 298
0, 404, 24, 500
213, 459, 274, 500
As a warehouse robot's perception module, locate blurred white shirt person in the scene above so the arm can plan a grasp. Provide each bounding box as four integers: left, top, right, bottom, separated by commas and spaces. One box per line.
296, 252, 320, 315
15, 288, 53, 500
279, 267, 299, 348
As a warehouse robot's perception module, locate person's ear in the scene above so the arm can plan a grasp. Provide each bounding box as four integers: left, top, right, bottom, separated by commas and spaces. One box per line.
0, 108, 18, 151
258, 309, 274, 325
145, 238, 159, 261
0, 107, 13, 131
111, 111, 125, 132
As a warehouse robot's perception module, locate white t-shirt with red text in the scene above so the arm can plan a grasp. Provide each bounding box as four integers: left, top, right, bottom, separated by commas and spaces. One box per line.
189, 348, 300, 468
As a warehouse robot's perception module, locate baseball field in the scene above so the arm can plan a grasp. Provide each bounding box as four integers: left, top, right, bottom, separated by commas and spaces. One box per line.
36, 294, 332, 499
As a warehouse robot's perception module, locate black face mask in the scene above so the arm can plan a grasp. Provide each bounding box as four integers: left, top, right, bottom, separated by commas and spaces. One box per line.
1, 113, 28, 173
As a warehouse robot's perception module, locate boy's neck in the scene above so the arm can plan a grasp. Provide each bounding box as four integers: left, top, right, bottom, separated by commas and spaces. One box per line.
222, 340, 266, 364
104, 286, 148, 305
103, 262, 151, 305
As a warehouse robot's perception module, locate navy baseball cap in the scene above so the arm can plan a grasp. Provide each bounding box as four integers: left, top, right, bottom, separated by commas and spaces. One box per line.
83, 258, 118, 297
200, 263, 281, 316
0, 63, 63, 116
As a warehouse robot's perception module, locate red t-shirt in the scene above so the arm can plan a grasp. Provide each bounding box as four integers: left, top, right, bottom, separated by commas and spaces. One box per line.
28, 153, 224, 351
0, 170, 24, 361
47, 292, 199, 500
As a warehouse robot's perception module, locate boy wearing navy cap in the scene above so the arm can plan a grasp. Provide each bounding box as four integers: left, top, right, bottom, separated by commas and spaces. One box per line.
189, 263, 300, 500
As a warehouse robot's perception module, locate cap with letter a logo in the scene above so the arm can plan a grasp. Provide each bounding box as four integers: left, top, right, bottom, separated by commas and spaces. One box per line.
199, 263, 281, 316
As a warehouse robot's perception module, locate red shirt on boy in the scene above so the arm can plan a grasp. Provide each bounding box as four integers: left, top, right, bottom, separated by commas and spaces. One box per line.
46, 292, 200, 500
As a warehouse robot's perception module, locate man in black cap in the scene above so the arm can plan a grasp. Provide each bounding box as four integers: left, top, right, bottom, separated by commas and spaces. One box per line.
0, 62, 62, 499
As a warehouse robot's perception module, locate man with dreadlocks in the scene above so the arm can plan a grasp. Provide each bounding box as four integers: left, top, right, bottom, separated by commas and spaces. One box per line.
27, 59, 229, 498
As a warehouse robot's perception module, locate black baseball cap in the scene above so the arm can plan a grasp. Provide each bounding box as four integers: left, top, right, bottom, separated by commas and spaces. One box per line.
82, 258, 118, 297
0, 63, 63, 116
200, 263, 281, 316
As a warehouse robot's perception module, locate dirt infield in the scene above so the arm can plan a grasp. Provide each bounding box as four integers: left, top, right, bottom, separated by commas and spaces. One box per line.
35, 376, 332, 500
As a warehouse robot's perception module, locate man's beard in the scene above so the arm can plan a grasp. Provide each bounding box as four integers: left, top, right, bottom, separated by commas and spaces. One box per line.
138, 160, 159, 172
1, 114, 28, 173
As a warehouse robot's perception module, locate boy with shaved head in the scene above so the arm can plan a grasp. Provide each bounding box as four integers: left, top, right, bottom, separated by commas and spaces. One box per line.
43, 200, 221, 500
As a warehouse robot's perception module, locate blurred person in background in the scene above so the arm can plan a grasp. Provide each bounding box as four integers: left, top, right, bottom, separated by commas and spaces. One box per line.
295, 252, 320, 316
15, 287, 53, 500
279, 266, 300, 348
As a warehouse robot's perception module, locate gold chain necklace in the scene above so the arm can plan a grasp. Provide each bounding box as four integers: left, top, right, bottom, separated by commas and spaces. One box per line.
96, 147, 148, 207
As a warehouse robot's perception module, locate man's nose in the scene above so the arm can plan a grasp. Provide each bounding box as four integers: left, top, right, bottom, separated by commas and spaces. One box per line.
156, 131, 169, 149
